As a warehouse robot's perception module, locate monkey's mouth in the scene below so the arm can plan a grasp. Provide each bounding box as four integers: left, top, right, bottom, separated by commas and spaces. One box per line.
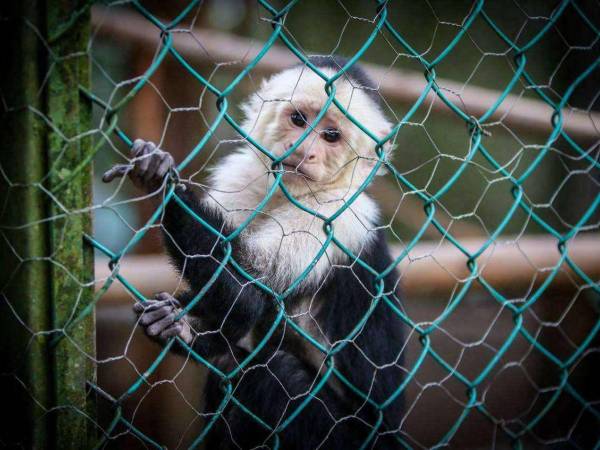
281, 163, 314, 180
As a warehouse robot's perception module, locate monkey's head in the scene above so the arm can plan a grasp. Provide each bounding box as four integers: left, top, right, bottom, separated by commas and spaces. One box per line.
240, 56, 394, 195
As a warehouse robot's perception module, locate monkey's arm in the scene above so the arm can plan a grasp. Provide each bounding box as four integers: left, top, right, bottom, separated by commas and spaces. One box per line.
159, 185, 266, 357
103, 140, 266, 358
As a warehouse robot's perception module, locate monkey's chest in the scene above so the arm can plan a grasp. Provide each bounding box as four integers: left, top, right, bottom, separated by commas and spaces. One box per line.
239, 219, 350, 296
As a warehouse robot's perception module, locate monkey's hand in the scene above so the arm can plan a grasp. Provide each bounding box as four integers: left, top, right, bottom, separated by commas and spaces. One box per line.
102, 139, 175, 192
133, 292, 194, 344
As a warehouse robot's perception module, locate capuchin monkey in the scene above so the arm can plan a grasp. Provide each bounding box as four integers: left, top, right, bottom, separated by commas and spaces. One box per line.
103, 56, 406, 449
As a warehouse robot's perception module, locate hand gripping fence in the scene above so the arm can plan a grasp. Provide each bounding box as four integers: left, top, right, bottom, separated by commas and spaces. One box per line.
1, 1, 599, 449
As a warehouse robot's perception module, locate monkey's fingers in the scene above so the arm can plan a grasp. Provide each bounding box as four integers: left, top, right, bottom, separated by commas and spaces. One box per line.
136, 304, 176, 326
132, 299, 165, 314
138, 299, 173, 311
131, 138, 147, 157
132, 296, 180, 317
159, 323, 184, 339
155, 292, 181, 307
146, 312, 176, 337
102, 164, 131, 183
133, 300, 151, 314
160, 321, 194, 344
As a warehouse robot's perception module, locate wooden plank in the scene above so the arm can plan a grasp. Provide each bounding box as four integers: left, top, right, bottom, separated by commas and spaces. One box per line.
91, 6, 600, 141
395, 234, 600, 296
95, 235, 600, 301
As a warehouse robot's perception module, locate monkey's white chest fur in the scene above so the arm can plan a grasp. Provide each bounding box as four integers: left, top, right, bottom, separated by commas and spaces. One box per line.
201, 150, 380, 293
239, 196, 375, 292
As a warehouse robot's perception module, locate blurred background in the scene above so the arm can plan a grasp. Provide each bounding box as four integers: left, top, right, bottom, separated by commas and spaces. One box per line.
89, 1, 600, 448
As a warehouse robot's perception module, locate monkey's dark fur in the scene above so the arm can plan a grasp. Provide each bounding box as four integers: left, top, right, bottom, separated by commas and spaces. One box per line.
164, 187, 405, 449
126, 57, 406, 449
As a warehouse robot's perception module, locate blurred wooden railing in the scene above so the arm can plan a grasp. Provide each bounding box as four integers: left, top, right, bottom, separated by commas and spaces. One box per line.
95, 235, 600, 301
92, 6, 599, 141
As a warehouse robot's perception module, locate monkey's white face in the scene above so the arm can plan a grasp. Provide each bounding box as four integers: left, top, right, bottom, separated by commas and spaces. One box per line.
272, 102, 353, 186
240, 66, 393, 195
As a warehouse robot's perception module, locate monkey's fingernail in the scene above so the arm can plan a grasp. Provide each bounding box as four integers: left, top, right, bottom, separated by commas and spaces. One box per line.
102, 165, 130, 182
102, 169, 115, 183
131, 139, 145, 155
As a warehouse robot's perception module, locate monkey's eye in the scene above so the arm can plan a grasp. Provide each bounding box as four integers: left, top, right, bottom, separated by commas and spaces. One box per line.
291, 111, 307, 127
322, 128, 341, 143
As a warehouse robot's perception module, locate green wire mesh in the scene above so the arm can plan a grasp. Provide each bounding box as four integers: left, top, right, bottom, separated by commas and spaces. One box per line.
1, 0, 599, 448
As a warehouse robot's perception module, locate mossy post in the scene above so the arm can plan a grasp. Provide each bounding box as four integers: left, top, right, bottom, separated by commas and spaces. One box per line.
46, 1, 96, 449
0, 1, 95, 448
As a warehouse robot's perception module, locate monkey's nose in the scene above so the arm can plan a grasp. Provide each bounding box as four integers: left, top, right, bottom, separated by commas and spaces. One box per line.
287, 143, 315, 157
284, 143, 318, 167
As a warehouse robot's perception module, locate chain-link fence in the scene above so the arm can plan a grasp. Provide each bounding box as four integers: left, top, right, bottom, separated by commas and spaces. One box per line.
1, 1, 599, 449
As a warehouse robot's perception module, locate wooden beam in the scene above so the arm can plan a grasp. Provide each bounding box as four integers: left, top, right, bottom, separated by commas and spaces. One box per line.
91, 6, 600, 141
394, 234, 600, 297
95, 235, 600, 301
